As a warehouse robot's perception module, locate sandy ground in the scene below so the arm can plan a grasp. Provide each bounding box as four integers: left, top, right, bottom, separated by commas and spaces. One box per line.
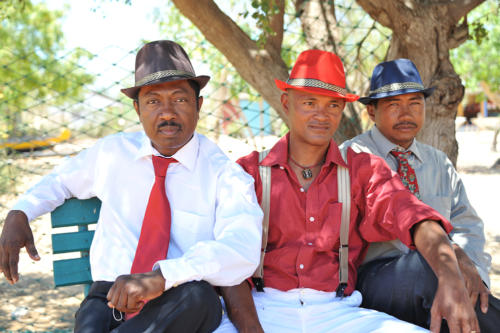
0, 126, 499, 332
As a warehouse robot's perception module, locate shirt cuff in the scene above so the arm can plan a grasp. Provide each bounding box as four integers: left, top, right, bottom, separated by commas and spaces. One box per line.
11, 201, 39, 222
153, 257, 205, 291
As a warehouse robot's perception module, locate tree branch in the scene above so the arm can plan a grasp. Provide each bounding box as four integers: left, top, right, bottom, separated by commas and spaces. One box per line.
172, 0, 289, 123
265, 0, 285, 57
355, 0, 398, 29
445, 0, 485, 23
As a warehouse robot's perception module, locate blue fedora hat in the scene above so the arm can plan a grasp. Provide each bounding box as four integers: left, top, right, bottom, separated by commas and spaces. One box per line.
358, 58, 435, 105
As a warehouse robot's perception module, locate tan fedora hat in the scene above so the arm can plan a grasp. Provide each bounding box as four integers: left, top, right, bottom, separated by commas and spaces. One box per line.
121, 40, 210, 99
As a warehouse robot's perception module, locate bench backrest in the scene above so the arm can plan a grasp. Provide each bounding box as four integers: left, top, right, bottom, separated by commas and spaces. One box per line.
51, 197, 101, 295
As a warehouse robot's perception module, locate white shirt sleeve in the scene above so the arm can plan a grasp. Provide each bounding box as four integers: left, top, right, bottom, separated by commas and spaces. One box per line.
12, 141, 100, 222
154, 163, 263, 290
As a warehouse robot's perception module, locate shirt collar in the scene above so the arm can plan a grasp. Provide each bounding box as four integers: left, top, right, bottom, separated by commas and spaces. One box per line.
370, 125, 423, 162
261, 133, 348, 168
135, 131, 199, 172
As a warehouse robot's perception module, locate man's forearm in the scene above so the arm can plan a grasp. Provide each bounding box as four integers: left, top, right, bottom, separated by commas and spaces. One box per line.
413, 220, 461, 280
221, 281, 263, 333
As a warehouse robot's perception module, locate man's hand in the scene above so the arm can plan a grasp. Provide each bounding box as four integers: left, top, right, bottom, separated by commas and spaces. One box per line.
413, 220, 479, 333
221, 281, 264, 333
430, 275, 480, 333
106, 270, 166, 313
0, 210, 40, 284
453, 244, 490, 313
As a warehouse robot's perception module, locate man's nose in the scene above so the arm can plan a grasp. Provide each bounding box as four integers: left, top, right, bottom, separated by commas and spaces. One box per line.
158, 101, 176, 118
399, 103, 412, 117
314, 105, 330, 119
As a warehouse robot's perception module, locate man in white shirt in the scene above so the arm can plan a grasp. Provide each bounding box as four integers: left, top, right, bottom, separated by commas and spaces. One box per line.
341, 58, 499, 332
0, 40, 263, 333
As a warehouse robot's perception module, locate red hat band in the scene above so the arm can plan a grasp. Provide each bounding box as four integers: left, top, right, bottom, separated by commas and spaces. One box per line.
275, 49, 359, 102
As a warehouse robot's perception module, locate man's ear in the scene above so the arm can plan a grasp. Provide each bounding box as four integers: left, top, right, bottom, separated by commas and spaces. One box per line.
133, 99, 140, 116
197, 96, 204, 112
366, 104, 376, 122
280, 92, 290, 115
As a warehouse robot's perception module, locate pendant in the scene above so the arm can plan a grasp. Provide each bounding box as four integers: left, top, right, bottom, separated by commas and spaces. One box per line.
302, 168, 313, 179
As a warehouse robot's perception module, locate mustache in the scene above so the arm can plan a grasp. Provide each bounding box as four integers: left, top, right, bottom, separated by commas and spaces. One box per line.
309, 121, 331, 127
393, 121, 417, 129
158, 121, 181, 129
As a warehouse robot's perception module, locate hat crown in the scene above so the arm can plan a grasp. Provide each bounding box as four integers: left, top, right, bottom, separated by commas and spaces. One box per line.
289, 49, 347, 89
135, 40, 196, 85
357, 58, 435, 105
121, 40, 210, 99
369, 58, 424, 92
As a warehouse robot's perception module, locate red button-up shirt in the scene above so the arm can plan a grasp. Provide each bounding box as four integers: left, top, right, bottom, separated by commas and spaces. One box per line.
237, 134, 452, 296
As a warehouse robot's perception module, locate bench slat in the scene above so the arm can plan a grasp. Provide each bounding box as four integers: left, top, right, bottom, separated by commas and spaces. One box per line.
53, 257, 92, 287
52, 230, 95, 254
51, 197, 101, 228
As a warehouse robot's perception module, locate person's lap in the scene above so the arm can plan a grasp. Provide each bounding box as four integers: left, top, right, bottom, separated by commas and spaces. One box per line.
214, 288, 427, 333
357, 250, 500, 333
75, 280, 222, 333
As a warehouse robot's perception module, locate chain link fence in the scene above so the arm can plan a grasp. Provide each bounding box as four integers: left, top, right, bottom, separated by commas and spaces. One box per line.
1, 1, 390, 210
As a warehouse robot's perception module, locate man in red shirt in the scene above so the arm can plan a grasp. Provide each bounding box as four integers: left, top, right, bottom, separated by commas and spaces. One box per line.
214, 50, 479, 333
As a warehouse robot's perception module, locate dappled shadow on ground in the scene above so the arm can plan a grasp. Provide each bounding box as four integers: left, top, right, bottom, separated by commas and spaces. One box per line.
0, 272, 82, 332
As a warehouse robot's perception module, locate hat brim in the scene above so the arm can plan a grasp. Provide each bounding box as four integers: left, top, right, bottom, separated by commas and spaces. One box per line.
275, 79, 359, 102
121, 75, 210, 99
358, 86, 436, 105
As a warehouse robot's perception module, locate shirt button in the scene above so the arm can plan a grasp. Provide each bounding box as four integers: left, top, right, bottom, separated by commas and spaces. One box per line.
299, 264, 304, 269
300, 187, 305, 192
308, 242, 313, 246
279, 166, 284, 170
309, 217, 315, 222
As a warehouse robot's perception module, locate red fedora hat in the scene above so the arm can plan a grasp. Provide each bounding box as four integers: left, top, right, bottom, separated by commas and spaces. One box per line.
275, 49, 359, 102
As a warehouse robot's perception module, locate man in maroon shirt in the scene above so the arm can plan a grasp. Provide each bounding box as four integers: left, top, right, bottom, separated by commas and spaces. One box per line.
214, 50, 479, 333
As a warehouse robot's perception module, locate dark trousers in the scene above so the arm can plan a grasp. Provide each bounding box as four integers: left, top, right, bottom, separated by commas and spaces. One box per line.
357, 250, 500, 333
74, 280, 222, 333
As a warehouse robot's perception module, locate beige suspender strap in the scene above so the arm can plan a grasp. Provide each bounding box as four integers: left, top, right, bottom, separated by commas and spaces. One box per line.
336, 147, 351, 297
252, 150, 271, 287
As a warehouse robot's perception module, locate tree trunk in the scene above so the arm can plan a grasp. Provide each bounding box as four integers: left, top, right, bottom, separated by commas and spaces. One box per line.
356, 0, 484, 165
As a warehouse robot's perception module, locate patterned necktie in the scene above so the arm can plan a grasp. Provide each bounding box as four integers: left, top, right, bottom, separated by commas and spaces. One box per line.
390, 149, 421, 200
131, 155, 177, 274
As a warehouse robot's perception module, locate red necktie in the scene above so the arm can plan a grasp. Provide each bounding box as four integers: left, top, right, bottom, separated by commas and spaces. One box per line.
390, 149, 421, 200
131, 155, 176, 274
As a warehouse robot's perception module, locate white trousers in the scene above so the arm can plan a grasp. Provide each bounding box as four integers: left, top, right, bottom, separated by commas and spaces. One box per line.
214, 288, 428, 333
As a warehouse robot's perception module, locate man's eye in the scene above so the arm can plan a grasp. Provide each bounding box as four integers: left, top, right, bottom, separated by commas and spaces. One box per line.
176, 98, 187, 102
146, 99, 159, 104
303, 101, 313, 106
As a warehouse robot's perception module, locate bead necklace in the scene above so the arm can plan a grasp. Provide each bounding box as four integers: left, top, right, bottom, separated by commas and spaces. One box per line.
288, 156, 324, 179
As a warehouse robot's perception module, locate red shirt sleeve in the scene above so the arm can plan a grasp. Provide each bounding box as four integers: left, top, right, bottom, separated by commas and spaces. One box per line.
348, 148, 453, 248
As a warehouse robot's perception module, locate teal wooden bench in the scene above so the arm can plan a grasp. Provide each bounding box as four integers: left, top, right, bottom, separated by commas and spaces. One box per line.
51, 197, 101, 295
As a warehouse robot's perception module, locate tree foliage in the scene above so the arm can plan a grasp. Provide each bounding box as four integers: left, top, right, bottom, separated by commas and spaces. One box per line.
451, 1, 500, 94
0, 0, 94, 138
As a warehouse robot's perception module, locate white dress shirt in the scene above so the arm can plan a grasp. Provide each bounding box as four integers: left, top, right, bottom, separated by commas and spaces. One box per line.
341, 126, 491, 286
13, 131, 263, 290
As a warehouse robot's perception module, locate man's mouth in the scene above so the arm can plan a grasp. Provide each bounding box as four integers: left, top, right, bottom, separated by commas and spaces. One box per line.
308, 122, 330, 131
158, 121, 181, 135
393, 122, 417, 130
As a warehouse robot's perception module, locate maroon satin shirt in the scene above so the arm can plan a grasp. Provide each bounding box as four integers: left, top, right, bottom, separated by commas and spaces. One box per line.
238, 134, 451, 296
